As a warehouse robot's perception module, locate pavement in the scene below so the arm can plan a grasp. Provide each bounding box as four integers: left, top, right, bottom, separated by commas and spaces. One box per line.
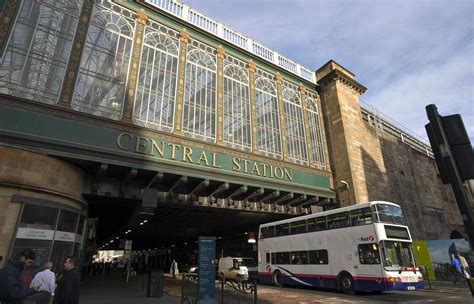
80, 272, 182, 303
79, 272, 473, 303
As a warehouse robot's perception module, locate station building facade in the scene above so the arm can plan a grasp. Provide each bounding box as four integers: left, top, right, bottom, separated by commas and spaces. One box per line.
0, 0, 468, 267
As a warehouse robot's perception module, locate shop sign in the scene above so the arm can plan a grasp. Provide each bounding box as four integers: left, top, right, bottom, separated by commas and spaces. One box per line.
54, 231, 76, 242
16, 228, 54, 240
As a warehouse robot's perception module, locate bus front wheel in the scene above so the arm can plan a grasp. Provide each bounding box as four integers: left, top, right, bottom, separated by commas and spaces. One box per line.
272, 270, 283, 287
339, 272, 355, 295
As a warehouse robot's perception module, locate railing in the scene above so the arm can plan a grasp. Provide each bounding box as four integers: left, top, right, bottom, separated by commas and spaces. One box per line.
223, 27, 248, 49
216, 278, 257, 304
188, 9, 218, 34
145, 0, 183, 17
181, 273, 257, 304
181, 273, 198, 304
143, 0, 316, 83
360, 101, 434, 158
420, 263, 471, 289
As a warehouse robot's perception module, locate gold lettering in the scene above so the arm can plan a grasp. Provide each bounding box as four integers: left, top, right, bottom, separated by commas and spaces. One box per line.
116, 133, 133, 150
212, 152, 222, 168
269, 165, 274, 178
243, 159, 250, 173
182, 146, 193, 163
134, 137, 148, 154
284, 168, 293, 181
197, 151, 210, 166
168, 143, 181, 160
274, 166, 284, 179
262, 164, 269, 177
250, 162, 261, 176
150, 139, 165, 158
232, 157, 241, 171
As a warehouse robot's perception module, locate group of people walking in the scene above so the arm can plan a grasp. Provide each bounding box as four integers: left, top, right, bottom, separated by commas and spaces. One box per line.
0, 250, 80, 304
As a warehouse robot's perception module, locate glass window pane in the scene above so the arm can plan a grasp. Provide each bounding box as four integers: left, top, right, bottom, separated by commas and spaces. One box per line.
350, 207, 373, 226
10, 239, 52, 271
133, 21, 179, 131
327, 212, 350, 229
275, 223, 290, 236
50, 241, 75, 271
255, 69, 282, 159
290, 220, 307, 234
358, 244, 381, 265
308, 217, 326, 232
72, 2, 135, 120
282, 82, 307, 165
0, 1, 82, 104
183, 41, 217, 143
308, 250, 328, 265
57, 210, 78, 233
223, 56, 251, 151
19, 205, 58, 230
275, 252, 290, 264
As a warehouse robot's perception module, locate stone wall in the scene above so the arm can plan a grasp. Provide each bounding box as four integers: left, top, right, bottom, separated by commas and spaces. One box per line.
317, 60, 465, 241
0, 145, 86, 265
372, 129, 463, 240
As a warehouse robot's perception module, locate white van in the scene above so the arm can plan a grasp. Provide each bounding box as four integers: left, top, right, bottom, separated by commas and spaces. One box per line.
217, 257, 257, 282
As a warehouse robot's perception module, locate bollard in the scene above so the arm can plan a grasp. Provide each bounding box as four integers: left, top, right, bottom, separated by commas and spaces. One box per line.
468, 277, 474, 297
147, 269, 164, 298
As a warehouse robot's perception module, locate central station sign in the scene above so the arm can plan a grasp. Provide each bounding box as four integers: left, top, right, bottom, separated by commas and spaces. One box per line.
116, 132, 294, 182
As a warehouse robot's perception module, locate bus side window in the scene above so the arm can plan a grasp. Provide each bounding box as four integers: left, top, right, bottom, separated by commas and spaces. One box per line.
358, 244, 380, 264
276, 224, 290, 236
309, 250, 328, 265
266, 252, 271, 264
350, 208, 373, 226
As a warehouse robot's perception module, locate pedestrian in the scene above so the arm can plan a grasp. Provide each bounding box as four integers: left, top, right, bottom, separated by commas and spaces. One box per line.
53, 257, 80, 304
27, 261, 55, 304
170, 259, 179, 278
0, 249, 39, 304
450, 254, 462, 273
456, 253, 471, 277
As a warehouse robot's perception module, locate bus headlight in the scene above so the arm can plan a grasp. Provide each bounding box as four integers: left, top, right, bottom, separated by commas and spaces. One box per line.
388, 277, 400, 283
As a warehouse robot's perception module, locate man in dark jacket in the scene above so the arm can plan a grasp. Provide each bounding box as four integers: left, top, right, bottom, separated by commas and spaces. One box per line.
53, 257, 80, 304
0, 250, 38, 304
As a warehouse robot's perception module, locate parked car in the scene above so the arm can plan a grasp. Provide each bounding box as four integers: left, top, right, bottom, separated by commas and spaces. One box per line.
217, 257, 257, 282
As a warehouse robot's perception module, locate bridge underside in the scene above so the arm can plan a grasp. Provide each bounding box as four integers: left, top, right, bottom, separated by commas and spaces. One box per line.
69, 158, 335, 250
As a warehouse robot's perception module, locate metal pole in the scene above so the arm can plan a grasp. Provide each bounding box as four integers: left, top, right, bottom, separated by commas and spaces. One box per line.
426, 104, 474, 250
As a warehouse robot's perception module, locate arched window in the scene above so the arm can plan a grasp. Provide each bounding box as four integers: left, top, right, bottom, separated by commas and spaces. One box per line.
133, 21, 179, 132
182, 41, 217, 143
0, 0, 82, 104
72, 1, 135, 120
255, 69, 282, 159
306, 93, 327, 169
283, 82, 307, 165
223, 55, 251, 151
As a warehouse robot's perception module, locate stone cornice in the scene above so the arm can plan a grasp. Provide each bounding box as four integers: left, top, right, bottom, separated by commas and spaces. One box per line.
317, 69, 367, 95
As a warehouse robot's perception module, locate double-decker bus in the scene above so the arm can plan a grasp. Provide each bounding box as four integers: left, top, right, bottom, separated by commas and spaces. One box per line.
257, 201, 424, 294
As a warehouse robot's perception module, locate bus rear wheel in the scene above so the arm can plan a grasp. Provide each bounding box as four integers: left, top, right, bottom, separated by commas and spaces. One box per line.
339, 273, 355, 295
272, 270, 283, 287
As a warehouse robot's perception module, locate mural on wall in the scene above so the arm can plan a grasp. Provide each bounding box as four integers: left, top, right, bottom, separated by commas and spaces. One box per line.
412, 239, 472, 281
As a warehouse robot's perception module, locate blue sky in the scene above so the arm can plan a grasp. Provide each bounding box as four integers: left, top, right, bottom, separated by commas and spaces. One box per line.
182, 0, 473, 143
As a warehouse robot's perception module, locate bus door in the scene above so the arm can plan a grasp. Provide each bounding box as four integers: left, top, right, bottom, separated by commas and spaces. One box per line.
356, 243, 383, 281
263, 250, 272, 272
